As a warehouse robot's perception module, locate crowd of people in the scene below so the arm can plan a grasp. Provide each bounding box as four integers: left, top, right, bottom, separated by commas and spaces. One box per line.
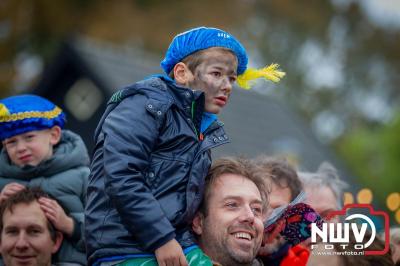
0, 26, 398, 266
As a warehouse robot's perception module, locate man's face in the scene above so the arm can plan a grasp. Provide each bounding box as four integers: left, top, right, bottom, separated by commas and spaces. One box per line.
265, 181, 292, 219
259, 180, 292, 256
193, 173, 264, 266
3, 127, 60, 167
0, 201, 61, 266
187, 47, 238, 114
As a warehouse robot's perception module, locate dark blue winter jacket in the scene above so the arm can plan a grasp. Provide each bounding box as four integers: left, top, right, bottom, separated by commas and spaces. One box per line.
85, 77, 229, 265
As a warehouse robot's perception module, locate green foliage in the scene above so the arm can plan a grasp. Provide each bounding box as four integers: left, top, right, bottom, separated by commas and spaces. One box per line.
334, 111, 400, 219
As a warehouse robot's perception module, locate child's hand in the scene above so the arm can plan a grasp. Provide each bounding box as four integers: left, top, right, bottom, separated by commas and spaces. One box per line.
0, 182, 25, 203
155, 238, 188, 266
38, 197, 74, 236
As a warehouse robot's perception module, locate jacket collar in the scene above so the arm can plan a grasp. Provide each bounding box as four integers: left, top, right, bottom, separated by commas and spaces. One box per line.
154, 75, 204, 110
150, 75, 219, 135
201, 112, 218, 133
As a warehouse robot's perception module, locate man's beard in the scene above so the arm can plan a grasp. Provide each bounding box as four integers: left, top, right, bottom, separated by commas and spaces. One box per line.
202, 223, 259, 266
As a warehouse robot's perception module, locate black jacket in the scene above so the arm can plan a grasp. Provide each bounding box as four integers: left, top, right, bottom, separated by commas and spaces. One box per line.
85, 77, 229, 265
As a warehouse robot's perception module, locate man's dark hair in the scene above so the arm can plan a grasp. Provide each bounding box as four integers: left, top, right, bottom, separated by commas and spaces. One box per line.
0, 187, 57, 242
253, 155, 302, 201
198, 156, 267, 216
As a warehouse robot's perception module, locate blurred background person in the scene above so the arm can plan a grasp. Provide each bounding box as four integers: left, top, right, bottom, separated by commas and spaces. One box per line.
253, 155, 309, 266
389, 227, 400, 264
382, 227, 400, 264
253, 155, 303, 217
298, 162, 347, 220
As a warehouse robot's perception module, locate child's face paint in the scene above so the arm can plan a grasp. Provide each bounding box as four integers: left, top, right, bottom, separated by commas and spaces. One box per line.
188, 48, 238, 114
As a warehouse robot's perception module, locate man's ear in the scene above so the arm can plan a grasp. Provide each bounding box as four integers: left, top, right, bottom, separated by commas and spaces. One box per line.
192, 212, 204, 235
51, 231, 63, 254
173, 62, 194, 86
49, 126, 62, 145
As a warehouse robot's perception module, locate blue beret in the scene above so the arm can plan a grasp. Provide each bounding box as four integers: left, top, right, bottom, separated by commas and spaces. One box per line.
0, 94, 66, 141
161, 27, 248, 75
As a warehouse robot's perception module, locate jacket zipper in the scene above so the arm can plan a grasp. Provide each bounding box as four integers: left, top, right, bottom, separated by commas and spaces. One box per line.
191, 101, 204, 140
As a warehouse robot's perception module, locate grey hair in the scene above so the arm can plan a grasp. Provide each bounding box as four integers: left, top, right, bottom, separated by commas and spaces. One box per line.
388, 227, 400, 244
298, 162, 348, 209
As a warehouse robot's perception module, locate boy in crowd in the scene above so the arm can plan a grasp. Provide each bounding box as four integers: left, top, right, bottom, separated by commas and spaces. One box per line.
0, 94, 89, 265
85, 26, 284, 266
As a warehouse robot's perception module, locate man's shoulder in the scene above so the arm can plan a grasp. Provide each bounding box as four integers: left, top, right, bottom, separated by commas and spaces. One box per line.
109, 77, 174, 105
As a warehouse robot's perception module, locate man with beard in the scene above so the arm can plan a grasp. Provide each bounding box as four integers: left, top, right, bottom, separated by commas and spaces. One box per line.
192, 157, 267, 266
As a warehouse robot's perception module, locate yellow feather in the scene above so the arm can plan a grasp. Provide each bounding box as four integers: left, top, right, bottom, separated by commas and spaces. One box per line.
0, 103, 10, 118
237, 64, 286, 90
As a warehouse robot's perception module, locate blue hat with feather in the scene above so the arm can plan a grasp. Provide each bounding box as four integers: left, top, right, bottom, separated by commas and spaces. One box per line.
0, 94, 66, 141
160, 26, 286, 89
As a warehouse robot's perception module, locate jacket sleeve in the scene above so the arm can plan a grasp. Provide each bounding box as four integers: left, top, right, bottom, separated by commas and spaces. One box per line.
68, 166, 89, 251
102, 93, 175, 252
